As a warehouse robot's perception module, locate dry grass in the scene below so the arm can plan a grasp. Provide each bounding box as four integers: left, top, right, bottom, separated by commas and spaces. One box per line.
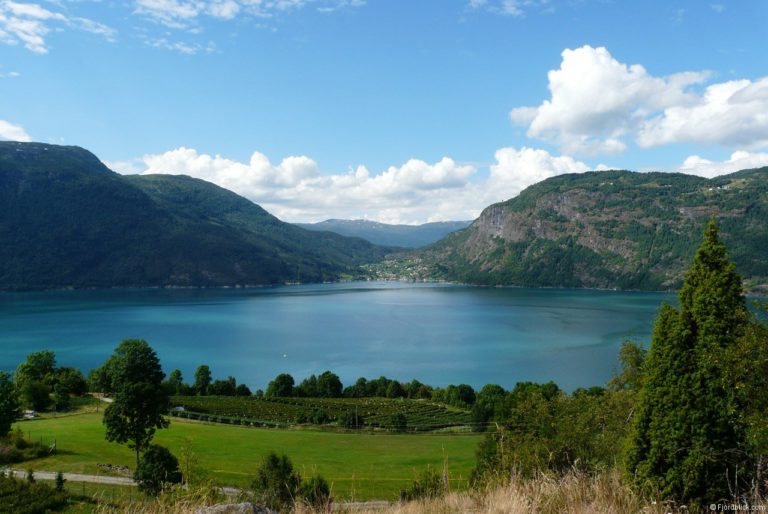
329, 469, 670, 514
90, 469, 678, 513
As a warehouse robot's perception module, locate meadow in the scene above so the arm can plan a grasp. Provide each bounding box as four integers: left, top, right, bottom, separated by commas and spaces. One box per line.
12, 411, 481, 500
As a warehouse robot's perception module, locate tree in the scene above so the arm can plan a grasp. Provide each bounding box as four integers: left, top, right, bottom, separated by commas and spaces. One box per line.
252, 452, 301, 511
193, 365, 211, 396
0, 371, 19, 437
54, 367, 88, 397
134, 444, 182, 496
626, 221, 750, 506
317, 371, 343, 398
14, 350, 56, 386
209, 377, 237, 396
385, 381, 405, 399
102, 339, 170, 467
167, 369, 184, 396
266, 373, 295, 397
235, 384, 252, 396
15, 350, 56, 411
19, 380, 52, 411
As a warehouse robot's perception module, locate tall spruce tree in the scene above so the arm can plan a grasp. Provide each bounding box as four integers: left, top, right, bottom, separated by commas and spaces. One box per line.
627, 220, 749, 505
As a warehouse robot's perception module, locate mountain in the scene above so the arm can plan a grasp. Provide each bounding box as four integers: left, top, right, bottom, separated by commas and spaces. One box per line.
0, 142, 393, 290
296, 219, 472, 248
379, 169, 768, 292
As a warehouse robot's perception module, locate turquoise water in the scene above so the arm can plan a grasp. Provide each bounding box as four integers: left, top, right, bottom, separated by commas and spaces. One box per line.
0, 282, 673, 391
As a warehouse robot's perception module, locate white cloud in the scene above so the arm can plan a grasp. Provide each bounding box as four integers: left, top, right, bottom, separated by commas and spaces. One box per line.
0, 119, 31, 141
143, 35, 216, 54
120, 146, 594, 224
511, 45, 710, 155
637, 78, 768, 149
677, 151, 768, 179
133, 0, 363, 29
514, 46, 768, 156
488, 146, 590, 193
468, 0, 548, 17
0, 0, 115, 53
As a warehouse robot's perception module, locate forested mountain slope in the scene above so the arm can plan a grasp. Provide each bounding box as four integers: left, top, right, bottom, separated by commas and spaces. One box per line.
0, 142, 392, 290
402, 169, 768, 291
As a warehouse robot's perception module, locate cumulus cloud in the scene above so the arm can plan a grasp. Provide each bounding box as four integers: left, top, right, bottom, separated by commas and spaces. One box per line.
512, 46, 768, 156
677, 151, 768, 178
511, 45, 710, 155
637, 78, 768, 149
0, 0, 115, 53
115, 146, 594, 224
488, 146, 590, 192
0, 119, 31, 141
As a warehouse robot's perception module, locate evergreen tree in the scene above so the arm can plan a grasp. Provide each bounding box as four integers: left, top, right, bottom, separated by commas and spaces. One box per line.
627, 220, 749, 505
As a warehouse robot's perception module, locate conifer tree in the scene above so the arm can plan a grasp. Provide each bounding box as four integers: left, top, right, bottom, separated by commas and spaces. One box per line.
627, 220, 749, 505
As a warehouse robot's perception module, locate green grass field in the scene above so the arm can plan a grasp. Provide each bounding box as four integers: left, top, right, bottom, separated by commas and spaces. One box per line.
12, 412, 482, 500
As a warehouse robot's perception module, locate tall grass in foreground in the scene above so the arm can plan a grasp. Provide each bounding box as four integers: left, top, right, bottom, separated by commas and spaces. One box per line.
90, 469, 694, 513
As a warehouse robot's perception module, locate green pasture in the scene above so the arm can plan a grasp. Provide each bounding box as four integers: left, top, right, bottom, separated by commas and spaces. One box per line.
12, 412, 482, 500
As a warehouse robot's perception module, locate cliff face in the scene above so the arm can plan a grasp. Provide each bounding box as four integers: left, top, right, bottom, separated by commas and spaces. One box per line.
412, 168, 768, 291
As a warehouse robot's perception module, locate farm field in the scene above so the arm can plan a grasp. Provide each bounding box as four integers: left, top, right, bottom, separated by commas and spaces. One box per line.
12, 412, 482, 500
170, 395, 472, 431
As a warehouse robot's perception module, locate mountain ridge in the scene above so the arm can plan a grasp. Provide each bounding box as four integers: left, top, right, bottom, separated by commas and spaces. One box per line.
0, 142, 393, 290
374, 168, 768, 292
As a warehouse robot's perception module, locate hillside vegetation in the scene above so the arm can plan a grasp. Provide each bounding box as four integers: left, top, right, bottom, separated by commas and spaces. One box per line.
379, 168, 768, 291
0, 142, 393, 290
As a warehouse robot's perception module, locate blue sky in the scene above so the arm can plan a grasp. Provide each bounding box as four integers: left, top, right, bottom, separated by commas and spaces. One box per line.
2, 0, 767, 223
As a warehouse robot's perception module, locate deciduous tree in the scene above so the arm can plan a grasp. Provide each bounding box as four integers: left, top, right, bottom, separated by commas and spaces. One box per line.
102, 339, 169, 467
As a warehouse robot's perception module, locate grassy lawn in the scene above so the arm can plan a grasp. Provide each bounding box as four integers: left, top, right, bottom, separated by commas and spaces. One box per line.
13, 412, 482, 500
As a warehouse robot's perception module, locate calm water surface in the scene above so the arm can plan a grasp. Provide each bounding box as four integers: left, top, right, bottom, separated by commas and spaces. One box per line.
0, 282, 673, 391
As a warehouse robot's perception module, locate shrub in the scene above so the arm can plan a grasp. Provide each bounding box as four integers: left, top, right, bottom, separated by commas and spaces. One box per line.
252, 452, 301, 511
134, 444, 182, 496
400, 466, 444, 501
339, 411, 364, 429
0, 473, 68, 514
388, 413, 407, 432
300, 475, 332, 511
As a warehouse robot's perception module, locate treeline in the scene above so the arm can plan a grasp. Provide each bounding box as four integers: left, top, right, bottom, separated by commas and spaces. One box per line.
158, 365, 482, 410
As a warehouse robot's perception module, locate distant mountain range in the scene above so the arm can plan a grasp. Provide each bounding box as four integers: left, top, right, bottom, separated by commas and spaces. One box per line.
4, 142, 767, 293
296, 219, 472, 248
0, 142, 393, 290
375, 168, 768, 292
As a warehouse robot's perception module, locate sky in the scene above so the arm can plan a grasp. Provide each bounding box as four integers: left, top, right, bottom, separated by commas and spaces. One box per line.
1, 0, 768, 224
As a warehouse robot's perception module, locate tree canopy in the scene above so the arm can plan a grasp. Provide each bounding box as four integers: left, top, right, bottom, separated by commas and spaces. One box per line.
102, 339, 170, 467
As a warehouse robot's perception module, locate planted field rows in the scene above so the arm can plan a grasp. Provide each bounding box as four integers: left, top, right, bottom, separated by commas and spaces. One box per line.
170, 396, 472, 431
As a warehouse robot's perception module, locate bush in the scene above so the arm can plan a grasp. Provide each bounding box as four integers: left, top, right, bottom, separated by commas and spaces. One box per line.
339, 411, 364, 429
400, 466, 444, 501
134, 444, 182, 496
388, 413, 407, 432
252, 452, 301, 511
300, 475, 332, 511
0, 474, 68, 514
